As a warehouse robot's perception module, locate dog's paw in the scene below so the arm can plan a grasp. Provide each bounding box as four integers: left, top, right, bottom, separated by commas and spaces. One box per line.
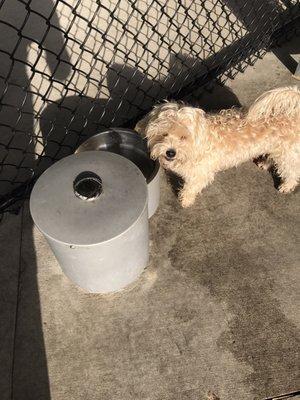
256, 160, 270, 171
278, 181, 297, 194
179, 191, 196, 208
180, 198, 194, 208
254, 156, 272, 171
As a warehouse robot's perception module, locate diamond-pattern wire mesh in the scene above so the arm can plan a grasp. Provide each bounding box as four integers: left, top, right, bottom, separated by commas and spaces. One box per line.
0, 0, 299, 213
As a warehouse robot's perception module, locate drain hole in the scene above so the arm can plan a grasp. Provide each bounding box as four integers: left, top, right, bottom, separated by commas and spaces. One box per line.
73, 171, 102, 201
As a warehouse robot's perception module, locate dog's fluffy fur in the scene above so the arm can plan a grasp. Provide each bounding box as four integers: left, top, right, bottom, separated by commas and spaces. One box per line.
136, 86, 300, 207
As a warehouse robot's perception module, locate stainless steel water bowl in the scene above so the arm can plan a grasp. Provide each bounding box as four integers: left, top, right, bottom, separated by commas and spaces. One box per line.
75, 128, 160, 218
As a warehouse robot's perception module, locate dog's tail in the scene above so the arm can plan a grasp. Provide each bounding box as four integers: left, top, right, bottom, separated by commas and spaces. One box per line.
247, 86, 300, 121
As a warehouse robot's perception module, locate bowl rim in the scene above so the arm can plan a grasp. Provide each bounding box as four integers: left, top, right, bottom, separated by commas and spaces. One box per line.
75, 127, 160, 184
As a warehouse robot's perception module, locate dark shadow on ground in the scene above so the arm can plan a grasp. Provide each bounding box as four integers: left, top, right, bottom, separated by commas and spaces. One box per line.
223, 0, 300, 74
0, 1, 71, 398
272, 33, 300, 74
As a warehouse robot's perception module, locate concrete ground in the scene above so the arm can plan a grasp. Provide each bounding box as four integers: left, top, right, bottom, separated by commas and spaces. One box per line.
0, 51, 300, 400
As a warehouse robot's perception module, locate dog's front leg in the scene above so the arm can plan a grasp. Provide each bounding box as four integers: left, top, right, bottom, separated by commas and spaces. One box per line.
179, 183, 198, 208
179, 171, 215, 208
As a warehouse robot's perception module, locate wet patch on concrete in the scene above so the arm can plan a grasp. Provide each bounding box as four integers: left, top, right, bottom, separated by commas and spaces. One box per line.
167, 163, 300, 398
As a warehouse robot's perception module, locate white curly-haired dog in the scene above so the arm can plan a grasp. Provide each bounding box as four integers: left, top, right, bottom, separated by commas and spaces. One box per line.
136, 86, 300, 207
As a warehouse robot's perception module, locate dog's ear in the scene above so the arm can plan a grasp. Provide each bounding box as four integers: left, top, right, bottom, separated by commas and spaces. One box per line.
152, 102, 181, 121
177, 107, 206, 141
135, 114, 151, 137
141, 102, 180, 141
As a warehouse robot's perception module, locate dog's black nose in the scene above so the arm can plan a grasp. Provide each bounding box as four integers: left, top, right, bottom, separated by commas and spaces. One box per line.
166, 149, 176, 159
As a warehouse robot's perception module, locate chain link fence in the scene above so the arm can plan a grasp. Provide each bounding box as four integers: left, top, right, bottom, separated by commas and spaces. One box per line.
0, 0, 299, 213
